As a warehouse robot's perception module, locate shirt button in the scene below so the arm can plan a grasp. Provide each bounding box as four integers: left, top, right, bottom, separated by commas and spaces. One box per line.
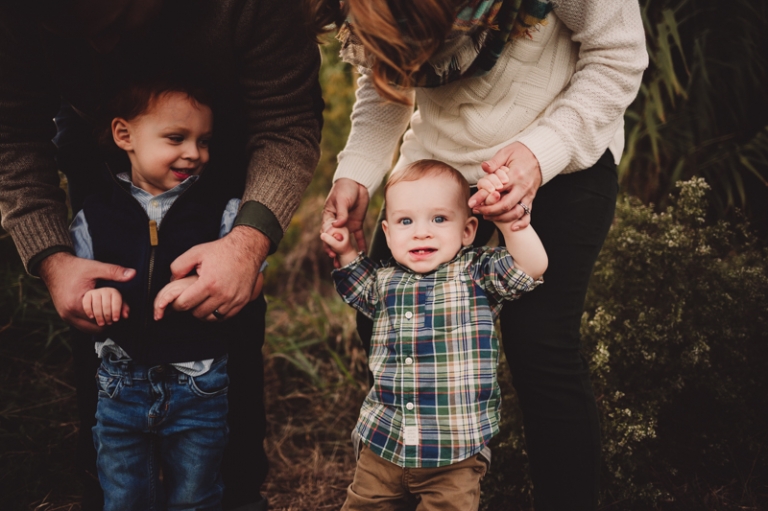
150, 200, 159, 208
405, 357, 413, 365
406, 402, 414, 410
415, 275, 422, 280
405, 311, 413, 319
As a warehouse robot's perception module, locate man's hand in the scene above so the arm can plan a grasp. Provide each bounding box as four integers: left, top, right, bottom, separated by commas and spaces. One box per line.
168, 226, 269, 321
321, 178, 369, 260
39, 252, 136, 333
468, 142, 542, 231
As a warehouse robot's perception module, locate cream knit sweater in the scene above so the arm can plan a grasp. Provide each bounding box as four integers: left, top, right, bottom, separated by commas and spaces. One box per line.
334, 0, 648, 197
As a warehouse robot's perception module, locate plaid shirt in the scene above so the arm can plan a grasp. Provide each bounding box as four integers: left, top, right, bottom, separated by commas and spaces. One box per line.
332, 245, 542, 468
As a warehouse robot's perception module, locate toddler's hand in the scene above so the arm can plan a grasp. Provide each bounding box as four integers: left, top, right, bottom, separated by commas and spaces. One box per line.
154, 276, 198, 320
320, 226, 356, 267
82, 287, 129, 327
475, 167, 510, 206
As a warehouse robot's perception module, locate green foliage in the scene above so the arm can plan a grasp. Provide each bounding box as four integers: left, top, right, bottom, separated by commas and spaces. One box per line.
582, 178, 768, 508
624, 0, 768, 223
480, 180, 768, 509
265, 292, 366, 391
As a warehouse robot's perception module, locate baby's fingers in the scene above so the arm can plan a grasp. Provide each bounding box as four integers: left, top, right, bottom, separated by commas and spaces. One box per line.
82, 293, 95, 321
482, 173, 505, 191
320, 231, 344, 250
100, 291, 116, 325
110, 290, 122, 323
468, 188, 491, 209
90, 293, 106, 326
154, 285, 181, 320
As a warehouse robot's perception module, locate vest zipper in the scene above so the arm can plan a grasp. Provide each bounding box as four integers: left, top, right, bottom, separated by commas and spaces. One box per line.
146, 220, 159, 329
103, 164, 199, 331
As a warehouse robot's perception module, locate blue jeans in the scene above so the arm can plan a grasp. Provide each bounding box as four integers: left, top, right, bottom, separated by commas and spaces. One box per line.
93, 354, 230, 511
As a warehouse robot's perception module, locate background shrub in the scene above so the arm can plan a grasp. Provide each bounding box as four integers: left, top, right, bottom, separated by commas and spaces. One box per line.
483, 179, 768, 510
583, 178, 768, 508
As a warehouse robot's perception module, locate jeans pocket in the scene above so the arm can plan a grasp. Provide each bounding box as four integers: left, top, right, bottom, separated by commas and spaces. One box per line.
95, 366, 122, 399
188, 358, 229, 398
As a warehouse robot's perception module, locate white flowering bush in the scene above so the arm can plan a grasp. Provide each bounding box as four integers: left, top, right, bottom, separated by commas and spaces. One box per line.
583, 178, 768, 507
482, 179, 768, 509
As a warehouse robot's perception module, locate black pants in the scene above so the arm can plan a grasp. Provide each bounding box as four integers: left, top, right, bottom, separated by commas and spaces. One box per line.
56, 104, 269, 511
358, 152, 617, 510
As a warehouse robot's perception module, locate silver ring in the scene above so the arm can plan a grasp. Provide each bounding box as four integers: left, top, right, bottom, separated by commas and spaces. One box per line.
212, 309, 225, 320
518, 201, 531, 216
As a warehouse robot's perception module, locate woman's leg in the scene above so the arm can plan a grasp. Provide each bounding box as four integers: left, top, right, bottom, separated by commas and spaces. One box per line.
499, 152, 618, 510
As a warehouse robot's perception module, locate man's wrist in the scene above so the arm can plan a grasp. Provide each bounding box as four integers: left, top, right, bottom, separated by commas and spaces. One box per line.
228, 225, 271, 261
233, 201, 283, 254
29, 246, 75, 278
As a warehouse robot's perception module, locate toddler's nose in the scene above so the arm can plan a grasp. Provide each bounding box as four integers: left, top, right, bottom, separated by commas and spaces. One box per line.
182, 142, 200, 160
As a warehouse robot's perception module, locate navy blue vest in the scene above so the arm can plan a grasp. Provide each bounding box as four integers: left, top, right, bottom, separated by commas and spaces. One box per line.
82, 174, 258, 364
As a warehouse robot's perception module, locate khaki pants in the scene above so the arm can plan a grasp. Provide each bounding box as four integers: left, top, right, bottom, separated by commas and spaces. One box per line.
341, 444, 489, 511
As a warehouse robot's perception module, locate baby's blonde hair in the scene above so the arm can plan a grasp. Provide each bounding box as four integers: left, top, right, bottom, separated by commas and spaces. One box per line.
385, 159, 471, 212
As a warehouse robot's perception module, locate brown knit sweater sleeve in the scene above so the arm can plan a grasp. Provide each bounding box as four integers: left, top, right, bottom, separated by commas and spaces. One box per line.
0, 13, 72, 273
232, 0, 323, 235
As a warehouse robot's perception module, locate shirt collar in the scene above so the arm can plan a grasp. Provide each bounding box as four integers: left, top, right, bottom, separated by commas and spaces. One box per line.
116, 172, 199, 202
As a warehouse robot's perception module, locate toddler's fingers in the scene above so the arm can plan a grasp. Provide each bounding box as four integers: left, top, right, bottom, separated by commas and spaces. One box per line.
485, 173, 505, 190
110, 290, 121, 322
122, 303, 130, 319
484, 191, 501, 206
154, 288, 175, 320
82, 294, 95, 320
91, 293, 105, 326
468, 188, 491, 209
101, 291, 114, 325
496, 166, 510, 184
320, 231, 340, 249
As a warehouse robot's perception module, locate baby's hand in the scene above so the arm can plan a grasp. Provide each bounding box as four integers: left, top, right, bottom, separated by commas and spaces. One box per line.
154, 276, 198, 320
320, 226, 356, 267
82, 287, 129, 327
476, 167, 510, 206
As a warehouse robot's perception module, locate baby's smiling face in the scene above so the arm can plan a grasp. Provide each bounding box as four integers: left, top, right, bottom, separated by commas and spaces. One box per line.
114, 92, 213, 196
382, 174, 477, 273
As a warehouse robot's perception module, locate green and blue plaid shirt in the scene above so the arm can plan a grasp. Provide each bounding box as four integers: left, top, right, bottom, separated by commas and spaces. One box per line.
332, 245, 542, 468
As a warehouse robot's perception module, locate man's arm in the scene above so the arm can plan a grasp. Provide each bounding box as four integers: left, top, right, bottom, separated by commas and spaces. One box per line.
0, 12, 71, 274
233, 0, 323, 245
169, 1, 323, 320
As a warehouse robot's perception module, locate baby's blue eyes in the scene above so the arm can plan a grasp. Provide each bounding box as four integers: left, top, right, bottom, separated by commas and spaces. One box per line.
399, 216, 447, 225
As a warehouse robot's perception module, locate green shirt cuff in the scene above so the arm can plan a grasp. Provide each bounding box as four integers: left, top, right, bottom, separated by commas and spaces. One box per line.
234, 201, 283, 255
27, 245, 74, 277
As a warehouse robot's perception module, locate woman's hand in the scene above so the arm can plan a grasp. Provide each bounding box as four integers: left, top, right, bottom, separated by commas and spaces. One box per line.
321, 178, 370, 263
468, 142, 542, 230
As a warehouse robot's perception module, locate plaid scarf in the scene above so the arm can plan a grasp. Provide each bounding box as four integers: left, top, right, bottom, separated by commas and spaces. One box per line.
338, 0, 553, 88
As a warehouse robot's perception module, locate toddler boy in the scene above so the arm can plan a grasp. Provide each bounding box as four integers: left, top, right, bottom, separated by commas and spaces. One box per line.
68, 78, 262, 511
321, 159, 547, 511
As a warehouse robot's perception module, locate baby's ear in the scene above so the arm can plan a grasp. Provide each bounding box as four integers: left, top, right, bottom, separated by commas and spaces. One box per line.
111, 118, 132, 151
463, 215, 478, 246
